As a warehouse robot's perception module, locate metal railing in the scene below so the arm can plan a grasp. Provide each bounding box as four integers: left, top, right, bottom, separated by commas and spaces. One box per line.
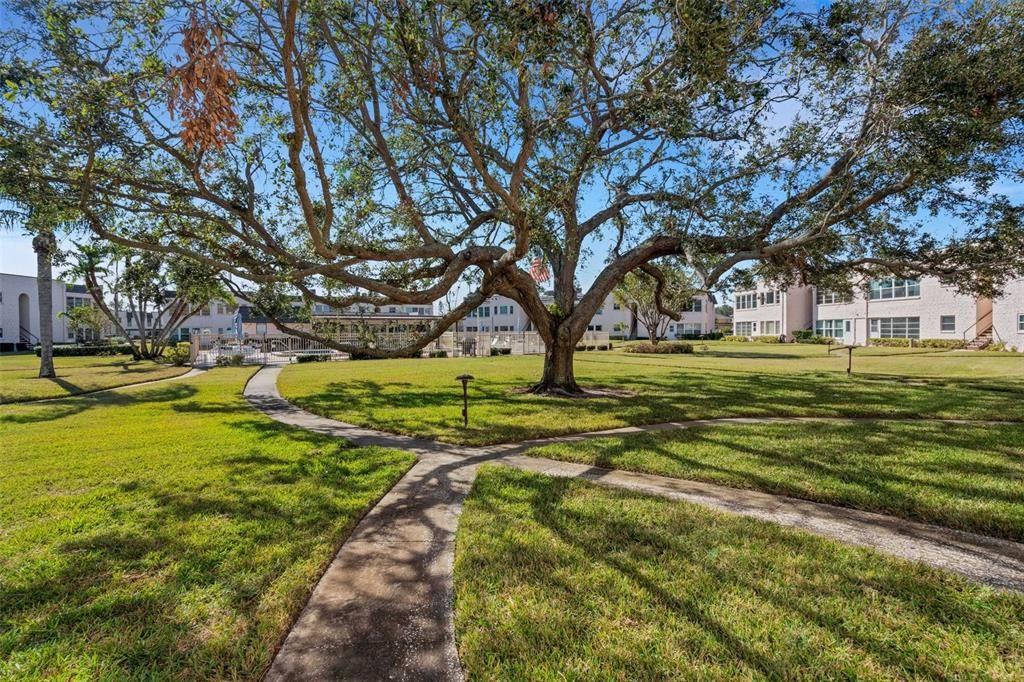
19, 326, 38, 345
963, 309, 994, 343
189, 330, 612, 366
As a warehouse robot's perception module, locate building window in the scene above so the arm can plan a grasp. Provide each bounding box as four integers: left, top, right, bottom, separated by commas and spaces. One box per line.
1018, 314, 1024, 333
815, 319, 845, 338
762, 320, 781, 335
681, 323, 702, 336
816, 289, 851, 305
869, 278, 920, 301
870, 316, 920, 339
735, 293, 757, 310
481, 306, 490, 317
682, 299, 703, 312
940, 315, 955, 333
612, 302, 621, 310
735, 321, 756, 335
761, 291, 779, 305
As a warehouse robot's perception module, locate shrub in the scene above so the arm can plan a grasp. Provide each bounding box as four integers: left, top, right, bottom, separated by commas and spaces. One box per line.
166, 342, 192, 366
428, 350, 448, 358
624, 341, 694, 354
215, 353, 246, 367
597, 344, 609, 351
575, 345, 587, 352
489, 348, 512, 356
870, 338, 965, 349
295, 353, 329, 363
753, 335, 783, 343
36, 343, 134, 357
721, 335, 749, 343
986, 341, 1008, 352
349, 348, 422, 360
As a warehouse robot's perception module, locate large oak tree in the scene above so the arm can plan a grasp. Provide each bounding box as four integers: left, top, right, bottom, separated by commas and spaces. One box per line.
2, 0, 1023, 393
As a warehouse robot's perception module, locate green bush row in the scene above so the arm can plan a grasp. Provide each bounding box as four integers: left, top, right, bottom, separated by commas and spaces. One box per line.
623, 342, 694, 354
215, 353, 246, 367
575, 344, 612, 351
489, 348, 513, 356
295, 353, 330, 363
35, 343, 134, 357
870, 338, 965, 349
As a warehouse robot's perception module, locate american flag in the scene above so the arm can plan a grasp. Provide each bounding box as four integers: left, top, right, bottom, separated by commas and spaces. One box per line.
529, 257, 550, 283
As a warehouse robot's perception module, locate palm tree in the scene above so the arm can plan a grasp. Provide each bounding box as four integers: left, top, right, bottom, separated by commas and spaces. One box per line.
31, 227, 58, 377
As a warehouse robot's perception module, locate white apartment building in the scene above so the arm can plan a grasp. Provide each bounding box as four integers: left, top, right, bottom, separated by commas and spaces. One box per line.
733, 274, 1024, 350
0, 272, 87, 349
731, 285, 814, 340
811, 277, 982, 346
455, 292, 716, 339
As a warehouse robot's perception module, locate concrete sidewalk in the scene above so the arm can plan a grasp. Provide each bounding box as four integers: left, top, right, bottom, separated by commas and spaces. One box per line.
243, 365, 1024, 681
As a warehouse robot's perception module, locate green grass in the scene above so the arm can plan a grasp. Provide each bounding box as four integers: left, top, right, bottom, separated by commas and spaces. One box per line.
0, 354, 190, 403
278, 344, 1024, 445
0, 367, 414, 679
526, 421, 1024, 541
455, 466, 1024, 680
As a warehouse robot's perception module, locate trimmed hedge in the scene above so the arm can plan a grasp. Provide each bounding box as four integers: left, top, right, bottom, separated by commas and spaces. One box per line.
36, 343, 134, 357
721, 335, 749, 343
753, 335, 783, 343
215, 353, 246, 367
489, 348, 513, 356
428, 350, 448, 358
349, 348, 423, 360
295, 353, 330, 363
870, 338, 966, 349
624, 341, 694, 354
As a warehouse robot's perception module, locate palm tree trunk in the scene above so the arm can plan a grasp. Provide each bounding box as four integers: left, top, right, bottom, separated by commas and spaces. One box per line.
33, 231, 56, 378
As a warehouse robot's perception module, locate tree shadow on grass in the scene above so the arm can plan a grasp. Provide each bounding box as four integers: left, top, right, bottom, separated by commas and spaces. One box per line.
0, 384, 199, 424
282, 364, 1024, 446
546, 421, 1024, 541
460, 468, 1023, 679
0, 441, 412, 679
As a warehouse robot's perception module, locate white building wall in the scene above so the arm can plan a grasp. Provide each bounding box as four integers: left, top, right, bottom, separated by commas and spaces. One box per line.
0, 273, 75, 344
455, 292, 715, 339
732, 285, 813, 340
812, 277, 981, 346
993, 279, 1024, 352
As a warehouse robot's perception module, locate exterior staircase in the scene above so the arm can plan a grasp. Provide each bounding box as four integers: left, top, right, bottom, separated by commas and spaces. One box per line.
965, 327, 993, 351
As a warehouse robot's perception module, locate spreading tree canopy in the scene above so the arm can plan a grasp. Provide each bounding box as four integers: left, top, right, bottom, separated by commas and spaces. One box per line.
2, 0, 1023, 392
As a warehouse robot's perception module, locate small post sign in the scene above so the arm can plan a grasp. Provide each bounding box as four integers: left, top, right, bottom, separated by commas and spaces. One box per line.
455, 374, 474, 427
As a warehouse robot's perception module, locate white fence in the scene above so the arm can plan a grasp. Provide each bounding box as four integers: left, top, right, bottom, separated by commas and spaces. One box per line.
190, 330, 611, 366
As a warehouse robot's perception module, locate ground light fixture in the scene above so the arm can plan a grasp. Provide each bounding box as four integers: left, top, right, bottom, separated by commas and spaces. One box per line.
455, 374, 475, 427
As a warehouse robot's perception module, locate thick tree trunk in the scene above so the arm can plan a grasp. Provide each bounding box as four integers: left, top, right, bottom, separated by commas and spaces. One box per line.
529, 329, 582, 395
33, 232, 56, 379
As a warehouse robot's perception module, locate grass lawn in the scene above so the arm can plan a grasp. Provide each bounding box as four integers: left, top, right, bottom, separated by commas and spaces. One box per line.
526, 421, 1024, 541
455, 466, 1024, 680
0, 367, 414, 679
0, 354, 190, 403
278, 343, 1024, 445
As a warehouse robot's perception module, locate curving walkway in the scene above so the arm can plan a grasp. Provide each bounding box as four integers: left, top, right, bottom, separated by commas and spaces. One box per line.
243, 365, 1024, 681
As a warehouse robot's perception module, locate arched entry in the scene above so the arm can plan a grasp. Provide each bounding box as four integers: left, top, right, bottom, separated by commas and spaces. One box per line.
18, 293, 31, 343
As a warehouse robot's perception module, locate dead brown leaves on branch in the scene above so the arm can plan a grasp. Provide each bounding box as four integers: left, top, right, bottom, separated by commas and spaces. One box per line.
168, 12, 240, 153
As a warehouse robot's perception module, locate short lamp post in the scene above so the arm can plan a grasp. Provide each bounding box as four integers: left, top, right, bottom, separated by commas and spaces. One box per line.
455, 374, 475, 427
